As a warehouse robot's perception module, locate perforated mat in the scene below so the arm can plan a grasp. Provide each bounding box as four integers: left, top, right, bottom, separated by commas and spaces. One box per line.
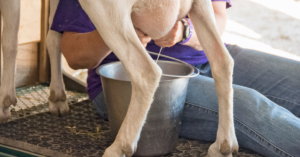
9, 84, 88, 121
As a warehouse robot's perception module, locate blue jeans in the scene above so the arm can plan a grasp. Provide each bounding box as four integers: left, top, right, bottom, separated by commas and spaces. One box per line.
92, 45, 300, 157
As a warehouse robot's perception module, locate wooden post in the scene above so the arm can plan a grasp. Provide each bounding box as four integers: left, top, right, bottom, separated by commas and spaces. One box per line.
0, 11, 2, 86
39, 0, 50, 83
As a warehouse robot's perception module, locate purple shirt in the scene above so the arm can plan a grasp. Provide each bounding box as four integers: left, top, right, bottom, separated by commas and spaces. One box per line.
51, 0, 232, 100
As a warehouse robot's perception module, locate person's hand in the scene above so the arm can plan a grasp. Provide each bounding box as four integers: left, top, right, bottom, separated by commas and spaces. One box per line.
135, 28, 152, 47
153, 21, 184, 47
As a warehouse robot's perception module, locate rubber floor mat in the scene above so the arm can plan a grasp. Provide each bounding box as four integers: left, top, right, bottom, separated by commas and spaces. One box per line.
0, 100, 263, 157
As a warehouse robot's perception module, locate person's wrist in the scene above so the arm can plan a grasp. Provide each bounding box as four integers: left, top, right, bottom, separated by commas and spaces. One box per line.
178, 18, 193, 45
176, 21, 184, 43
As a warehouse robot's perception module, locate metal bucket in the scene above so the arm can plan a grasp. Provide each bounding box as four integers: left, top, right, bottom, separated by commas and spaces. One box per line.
97, 58, 198, 156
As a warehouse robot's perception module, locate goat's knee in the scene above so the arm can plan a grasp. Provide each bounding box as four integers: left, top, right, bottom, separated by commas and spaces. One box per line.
135, 64, 162, 89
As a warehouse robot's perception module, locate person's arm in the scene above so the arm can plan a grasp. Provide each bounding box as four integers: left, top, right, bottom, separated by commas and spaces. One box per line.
61, 28, 151, 70
154, 1, 228, 50
212, 1, 227, 37
181, 19, 202, 51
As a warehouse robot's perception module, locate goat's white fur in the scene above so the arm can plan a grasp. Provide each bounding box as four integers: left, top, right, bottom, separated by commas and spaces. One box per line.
0, 0, 238, 156
47, 0, 69, 116
0, 0, 20, 123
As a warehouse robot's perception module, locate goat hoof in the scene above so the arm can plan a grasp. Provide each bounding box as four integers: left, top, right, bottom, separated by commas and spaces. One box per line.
220, 140, 231, 155
48, 90, 69, 116
0, 106, 11, 124
49, 99, 69, 116
103, 144, 124, 157
0, 95, 15, 123
207, 141, 239, 157
122, 143, 136, 157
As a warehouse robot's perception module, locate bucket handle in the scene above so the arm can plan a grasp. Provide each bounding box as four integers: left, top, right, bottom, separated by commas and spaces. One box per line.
148, 51, 200, 78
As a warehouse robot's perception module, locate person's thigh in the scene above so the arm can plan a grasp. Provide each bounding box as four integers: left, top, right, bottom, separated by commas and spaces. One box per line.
227, 45, 300, 117
180, 74, 300, 157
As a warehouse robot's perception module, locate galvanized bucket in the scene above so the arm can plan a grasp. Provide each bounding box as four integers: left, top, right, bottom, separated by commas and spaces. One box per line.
96, 52, 199, 156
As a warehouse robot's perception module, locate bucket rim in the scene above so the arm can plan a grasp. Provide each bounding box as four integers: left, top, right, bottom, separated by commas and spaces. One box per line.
96, 60, 195, 82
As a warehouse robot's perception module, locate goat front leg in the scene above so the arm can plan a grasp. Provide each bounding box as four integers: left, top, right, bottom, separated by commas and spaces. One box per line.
46, 0, 69, 116
189, 0, 238, 156
0, 0, 20, 123
79, 0, 162, 156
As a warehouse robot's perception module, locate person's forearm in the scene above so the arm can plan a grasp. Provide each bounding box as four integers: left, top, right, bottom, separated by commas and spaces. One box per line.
181, 25, 202, 51
61, 30, 112, 70
183, 12, 227, 51
214, 12, 227, 37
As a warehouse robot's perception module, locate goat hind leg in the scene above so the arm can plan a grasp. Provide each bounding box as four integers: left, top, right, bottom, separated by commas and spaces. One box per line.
79, 0, 162, 156
189, 0, 238, 156
47, 0, 69, 116
0, 0, 20, 123
47, 31, 69, 116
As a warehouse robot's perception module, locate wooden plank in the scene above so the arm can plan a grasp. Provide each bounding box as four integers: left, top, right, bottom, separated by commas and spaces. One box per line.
63, 72, 87, 93
1, 1, 49, 87
39, 0, 50, 83
0, 11, 2, 86
16, 43, 39, 88
18, 0, 41, 45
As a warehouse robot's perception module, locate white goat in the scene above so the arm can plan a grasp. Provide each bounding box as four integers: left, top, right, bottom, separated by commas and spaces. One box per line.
0, 0, 238, 156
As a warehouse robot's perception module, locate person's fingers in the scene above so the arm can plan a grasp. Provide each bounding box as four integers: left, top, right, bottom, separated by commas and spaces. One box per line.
135, 28, 146, 37
138, 35, 152, 48
155, 34, 177, 47
155, 41, 170, 47
135, 29, 151, 42
141, 37, 149, 47
139, 36, 151, 43
155, 27, 178, 42
155, 40, 176, 47
144, 36, 152, 43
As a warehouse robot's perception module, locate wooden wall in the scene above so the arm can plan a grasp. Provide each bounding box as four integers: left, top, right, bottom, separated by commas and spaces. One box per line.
18, 0, 41, 44
0, 0, 49, 88
15, 0, 41, 87
16, 43, 39, 87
